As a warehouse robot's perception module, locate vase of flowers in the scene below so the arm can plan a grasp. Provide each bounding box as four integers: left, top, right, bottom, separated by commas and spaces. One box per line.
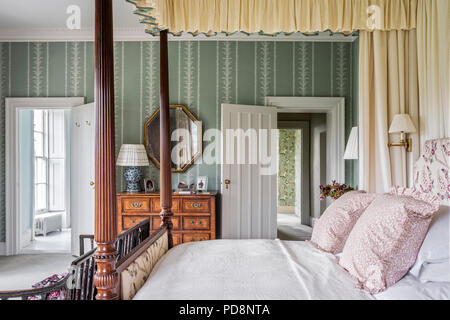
320, 181, 354, 200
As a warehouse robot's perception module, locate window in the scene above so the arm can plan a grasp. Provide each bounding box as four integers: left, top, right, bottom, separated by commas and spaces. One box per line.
34, 110, 66, 214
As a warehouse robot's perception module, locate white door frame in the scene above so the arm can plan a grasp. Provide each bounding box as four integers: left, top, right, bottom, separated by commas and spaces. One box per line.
5, 97, 84, 256
266, 97, 346, 186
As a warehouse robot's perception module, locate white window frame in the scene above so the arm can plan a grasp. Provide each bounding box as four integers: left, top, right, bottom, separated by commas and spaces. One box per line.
33, 110, 67, 215
4, 97, 84, 256
33, 109, 49, 214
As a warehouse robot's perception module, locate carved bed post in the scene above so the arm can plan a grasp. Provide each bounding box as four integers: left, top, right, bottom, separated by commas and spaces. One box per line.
93, 0, 118, 300
159, 30, 174, 248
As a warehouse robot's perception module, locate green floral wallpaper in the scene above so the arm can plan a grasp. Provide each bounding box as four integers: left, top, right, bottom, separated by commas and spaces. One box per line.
278, 130, 298, 207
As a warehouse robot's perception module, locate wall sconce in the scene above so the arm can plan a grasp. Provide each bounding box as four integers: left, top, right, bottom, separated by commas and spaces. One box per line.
388, 114, 416, 152
344, 127, 359, 159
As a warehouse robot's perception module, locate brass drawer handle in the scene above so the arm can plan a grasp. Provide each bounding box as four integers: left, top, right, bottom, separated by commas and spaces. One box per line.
191, 203, 202, 208
131, 202, 143, 208
190, 221, 195, 225
130, 219, 136, 224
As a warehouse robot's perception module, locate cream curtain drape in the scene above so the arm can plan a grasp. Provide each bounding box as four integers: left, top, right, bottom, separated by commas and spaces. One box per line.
417, 0, 450, 144
127, 0, 418, 34
359, 30, 419, 193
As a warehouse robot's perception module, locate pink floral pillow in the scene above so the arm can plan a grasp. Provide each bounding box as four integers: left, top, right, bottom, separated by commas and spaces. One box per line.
339, 187, 440, 294
309, 191, 376, 254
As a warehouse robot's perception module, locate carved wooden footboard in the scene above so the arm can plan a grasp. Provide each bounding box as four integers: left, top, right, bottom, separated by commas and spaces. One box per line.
0, 219, 151, 300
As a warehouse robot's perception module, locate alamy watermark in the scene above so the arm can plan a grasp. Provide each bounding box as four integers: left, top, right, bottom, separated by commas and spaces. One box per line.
66, 5, 81, 30
167, 128, 278, 176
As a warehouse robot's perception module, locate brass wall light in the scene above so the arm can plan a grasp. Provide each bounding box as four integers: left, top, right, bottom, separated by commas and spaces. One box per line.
388, 114, 416, 152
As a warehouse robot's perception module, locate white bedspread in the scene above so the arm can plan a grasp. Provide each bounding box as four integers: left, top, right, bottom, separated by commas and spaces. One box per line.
374, 274, 450, 300
133, 239, 371, 300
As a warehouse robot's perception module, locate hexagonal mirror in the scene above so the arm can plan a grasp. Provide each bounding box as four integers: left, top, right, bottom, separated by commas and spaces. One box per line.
144, 104, 202, 173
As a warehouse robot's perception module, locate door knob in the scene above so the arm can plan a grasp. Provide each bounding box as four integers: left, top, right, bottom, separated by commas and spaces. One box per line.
90, 181, 95, 187
224, 179, 231, 189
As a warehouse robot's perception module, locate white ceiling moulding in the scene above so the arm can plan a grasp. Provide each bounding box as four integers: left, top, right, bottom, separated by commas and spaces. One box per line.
0, 29, 358, 42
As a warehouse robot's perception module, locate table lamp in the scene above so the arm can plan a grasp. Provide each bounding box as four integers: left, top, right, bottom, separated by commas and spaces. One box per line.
116, 144, 150, 192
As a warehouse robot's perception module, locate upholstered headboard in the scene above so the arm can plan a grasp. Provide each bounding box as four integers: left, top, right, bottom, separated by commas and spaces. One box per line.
117, 229, 169, 300
414, 138, 450, 204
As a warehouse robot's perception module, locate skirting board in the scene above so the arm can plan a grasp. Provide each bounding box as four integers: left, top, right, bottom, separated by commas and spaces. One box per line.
0, 242, 6, 255
278, 206, 295, 214
21, 228, 32, 248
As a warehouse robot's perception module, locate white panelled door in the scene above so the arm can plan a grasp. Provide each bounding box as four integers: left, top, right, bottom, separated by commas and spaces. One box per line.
71, 103, 95, 256
221, 104, 278, 239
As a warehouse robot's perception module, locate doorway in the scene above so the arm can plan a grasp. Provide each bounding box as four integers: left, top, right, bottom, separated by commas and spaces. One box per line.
276, 114, 330, 241
220, 98, 345, 240
20, 109, 71, 254
5, 98, 94, 257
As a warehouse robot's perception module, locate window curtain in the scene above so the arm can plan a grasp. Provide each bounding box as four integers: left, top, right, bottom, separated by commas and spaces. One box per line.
358, 30, 419, 193
417, 0, 449, 144
127, 0, 418, 35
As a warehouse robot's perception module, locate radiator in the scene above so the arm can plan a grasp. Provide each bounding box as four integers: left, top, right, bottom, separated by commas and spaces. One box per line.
34, 212, 63, 236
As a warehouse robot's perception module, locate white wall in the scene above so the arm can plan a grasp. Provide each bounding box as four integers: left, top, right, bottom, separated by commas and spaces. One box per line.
310, 114, 327, 220
19, 110, 34, 247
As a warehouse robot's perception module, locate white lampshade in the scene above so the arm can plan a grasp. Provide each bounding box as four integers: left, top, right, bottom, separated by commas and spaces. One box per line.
389, 114, 416, 133
116, 144, 150, 167
343, 127, 359, 160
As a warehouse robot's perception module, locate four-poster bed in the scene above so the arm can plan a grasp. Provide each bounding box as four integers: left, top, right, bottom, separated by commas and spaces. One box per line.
0, 0, 446, 301
91, 0, 448, 300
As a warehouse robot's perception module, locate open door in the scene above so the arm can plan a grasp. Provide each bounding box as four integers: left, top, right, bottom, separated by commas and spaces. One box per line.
70, 103, 95, 256
221, 104, 277, 239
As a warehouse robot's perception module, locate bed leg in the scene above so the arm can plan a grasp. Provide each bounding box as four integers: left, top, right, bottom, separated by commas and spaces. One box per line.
94, 243, 118, 300
159, 29, 174, 249
93, 0, 118, 300
160, 209, 174, 249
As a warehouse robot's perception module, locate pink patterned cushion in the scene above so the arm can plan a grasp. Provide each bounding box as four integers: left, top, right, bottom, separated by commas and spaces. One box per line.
310, 191, 376, 254
339, 187, 440, 293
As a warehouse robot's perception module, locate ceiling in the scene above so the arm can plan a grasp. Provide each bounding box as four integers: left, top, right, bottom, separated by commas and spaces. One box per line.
0, 0, 141, 29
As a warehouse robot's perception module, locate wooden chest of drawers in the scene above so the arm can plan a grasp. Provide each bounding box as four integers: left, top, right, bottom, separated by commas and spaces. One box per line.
117, 193, 216, 246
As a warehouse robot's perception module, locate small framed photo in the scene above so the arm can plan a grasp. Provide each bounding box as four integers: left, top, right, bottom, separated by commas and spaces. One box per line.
196, 176, 208, 192
144, 179, 155, 193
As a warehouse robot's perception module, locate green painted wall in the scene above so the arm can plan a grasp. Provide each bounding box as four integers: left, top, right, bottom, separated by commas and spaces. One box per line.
0, 40, 358, 242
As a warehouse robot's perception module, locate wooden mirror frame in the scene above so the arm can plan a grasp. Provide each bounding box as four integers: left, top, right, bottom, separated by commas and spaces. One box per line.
144, 104, 202, 173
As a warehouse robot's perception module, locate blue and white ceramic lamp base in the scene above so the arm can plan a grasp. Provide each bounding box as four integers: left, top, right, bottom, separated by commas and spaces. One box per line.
123, 166, 144, 193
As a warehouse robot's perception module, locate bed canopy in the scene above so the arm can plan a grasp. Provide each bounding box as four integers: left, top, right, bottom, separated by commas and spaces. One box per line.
126, 0, 417, 34
93, 0, 443, 300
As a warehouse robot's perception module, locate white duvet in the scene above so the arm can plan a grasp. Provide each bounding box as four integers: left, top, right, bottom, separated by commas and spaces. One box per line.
133, 239, 371, 300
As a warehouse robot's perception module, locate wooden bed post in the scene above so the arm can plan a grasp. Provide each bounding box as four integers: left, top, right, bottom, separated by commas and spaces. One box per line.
93, 0, 118, 300
159, 30, 174, 248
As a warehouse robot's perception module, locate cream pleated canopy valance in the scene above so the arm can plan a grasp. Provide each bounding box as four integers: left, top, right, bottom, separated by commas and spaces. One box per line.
126, 0, 418, 35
